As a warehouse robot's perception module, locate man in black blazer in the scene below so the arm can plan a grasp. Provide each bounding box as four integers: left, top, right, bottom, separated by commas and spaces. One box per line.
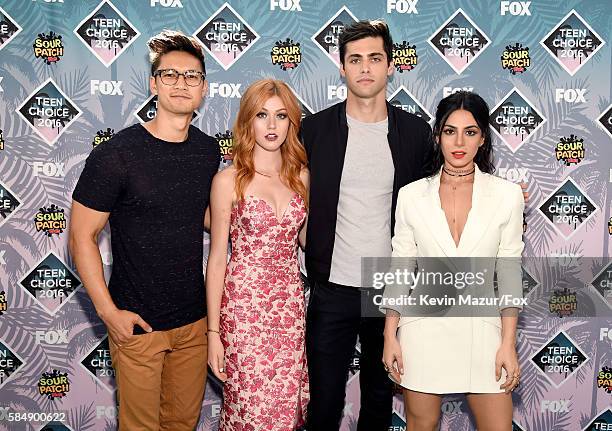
301, 20, 432, 430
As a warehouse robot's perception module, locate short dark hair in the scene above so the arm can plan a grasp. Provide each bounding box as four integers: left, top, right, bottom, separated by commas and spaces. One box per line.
338, 20, 394, 66
427, 91, 495, 176
147, 29, 206, 76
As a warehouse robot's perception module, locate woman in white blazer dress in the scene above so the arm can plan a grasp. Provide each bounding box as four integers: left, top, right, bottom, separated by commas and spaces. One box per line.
382, 91, 524, 431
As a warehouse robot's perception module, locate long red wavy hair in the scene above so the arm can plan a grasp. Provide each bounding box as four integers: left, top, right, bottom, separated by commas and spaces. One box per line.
232, 79, 308, 206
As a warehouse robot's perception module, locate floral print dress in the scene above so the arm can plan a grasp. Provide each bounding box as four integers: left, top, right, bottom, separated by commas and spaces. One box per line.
219, 193, 309, 430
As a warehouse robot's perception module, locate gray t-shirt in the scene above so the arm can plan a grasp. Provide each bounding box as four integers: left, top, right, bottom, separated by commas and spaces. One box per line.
329, 115, 394, 287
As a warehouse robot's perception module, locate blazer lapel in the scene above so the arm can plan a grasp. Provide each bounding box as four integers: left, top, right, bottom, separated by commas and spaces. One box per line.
414, 167, 501, 257
414, 172, 458, 257
457, 166, 499, 255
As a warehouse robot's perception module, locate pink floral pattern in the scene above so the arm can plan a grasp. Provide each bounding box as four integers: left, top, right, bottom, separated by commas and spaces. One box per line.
219, 193, 309, 430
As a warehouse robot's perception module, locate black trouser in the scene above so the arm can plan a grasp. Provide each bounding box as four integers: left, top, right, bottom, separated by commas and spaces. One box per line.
305, 280, 393, 431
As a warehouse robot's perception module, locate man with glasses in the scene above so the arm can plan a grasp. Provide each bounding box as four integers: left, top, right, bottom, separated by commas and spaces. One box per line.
69, 30, 219, 430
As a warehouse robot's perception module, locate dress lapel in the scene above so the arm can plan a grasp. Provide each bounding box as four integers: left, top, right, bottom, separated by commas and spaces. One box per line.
414, 166, 499, 257
414, 172, 458, 257
456, 166, 498, 256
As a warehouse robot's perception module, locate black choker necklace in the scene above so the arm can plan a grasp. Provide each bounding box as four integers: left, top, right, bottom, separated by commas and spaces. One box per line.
443, 167, 475, 177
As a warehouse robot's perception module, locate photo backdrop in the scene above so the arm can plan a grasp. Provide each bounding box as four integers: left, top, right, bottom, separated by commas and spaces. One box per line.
0, 0, 611, 430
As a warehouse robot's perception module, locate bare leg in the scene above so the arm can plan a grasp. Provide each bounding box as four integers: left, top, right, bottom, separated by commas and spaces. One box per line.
466, 392, 513, 431
403, 389, 442, 431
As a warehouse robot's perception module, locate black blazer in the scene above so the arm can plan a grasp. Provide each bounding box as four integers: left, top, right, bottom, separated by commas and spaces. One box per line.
301, 100, 432, 284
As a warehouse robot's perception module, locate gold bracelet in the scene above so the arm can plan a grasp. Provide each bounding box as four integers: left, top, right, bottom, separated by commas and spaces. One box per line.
207, 329, 220, 334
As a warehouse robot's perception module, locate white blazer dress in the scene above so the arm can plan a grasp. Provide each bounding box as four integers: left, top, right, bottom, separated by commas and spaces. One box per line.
383, 166, 525, 394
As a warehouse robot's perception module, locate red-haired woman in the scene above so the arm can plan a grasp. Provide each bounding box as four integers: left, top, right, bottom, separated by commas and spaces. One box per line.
206, 79, 309, 430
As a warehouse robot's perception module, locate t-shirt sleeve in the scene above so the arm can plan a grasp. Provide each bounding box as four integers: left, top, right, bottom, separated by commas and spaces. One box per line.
72, 144, 125, 212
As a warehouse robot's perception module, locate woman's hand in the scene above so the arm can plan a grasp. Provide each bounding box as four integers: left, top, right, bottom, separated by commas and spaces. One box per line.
208, 332, 228, 382
382, 334, 404, 384
496, 342, 520, 393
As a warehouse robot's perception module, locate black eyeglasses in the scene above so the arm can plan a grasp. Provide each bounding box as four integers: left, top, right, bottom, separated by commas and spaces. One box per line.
153, 69, 205, 87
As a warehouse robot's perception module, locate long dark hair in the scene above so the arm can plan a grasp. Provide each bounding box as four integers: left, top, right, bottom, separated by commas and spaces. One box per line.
426, 91, 495, 176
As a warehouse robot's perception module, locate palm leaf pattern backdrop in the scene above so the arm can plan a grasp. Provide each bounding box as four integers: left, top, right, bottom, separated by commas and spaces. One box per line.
0, 1, 610, 430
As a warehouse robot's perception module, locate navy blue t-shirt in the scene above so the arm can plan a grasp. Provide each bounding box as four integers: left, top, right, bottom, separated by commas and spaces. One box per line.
73, 123, 219, 332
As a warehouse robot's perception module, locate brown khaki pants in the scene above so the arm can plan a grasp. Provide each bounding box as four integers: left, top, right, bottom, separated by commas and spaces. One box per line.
109, 318, 208, 431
